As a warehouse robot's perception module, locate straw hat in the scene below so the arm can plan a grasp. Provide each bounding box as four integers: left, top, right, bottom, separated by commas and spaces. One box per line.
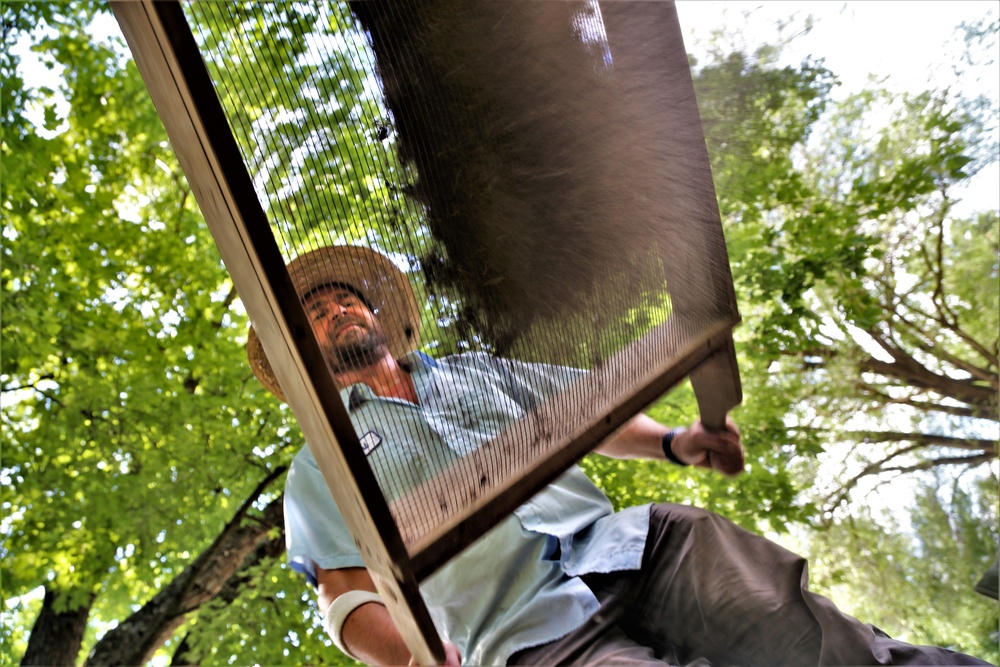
246, 245, 421, 402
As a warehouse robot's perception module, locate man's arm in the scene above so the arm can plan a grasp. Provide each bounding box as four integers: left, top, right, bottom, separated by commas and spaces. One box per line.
316, 567, 410, 666
594, 413, 745, 476
316, 567, 461, 666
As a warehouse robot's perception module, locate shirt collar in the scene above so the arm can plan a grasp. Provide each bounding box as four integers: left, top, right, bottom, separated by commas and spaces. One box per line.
343, 350, 436, 410
345, 385, 369, 410
406, 350, 437, 369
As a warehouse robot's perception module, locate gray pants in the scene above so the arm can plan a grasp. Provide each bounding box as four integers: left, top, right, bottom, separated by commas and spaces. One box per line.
510, 504, 989, 666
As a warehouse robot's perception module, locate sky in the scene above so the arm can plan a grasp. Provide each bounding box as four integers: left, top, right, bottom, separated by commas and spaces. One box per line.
675, 1, 999, 215
677, 1, 998, 94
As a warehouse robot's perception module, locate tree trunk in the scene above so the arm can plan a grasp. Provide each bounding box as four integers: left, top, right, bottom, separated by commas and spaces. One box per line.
21, 587, 94, 666
84, 469, 285, 666
170, 534, 287, 666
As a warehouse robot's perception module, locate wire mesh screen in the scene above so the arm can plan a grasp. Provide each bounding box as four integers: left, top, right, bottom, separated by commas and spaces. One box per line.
181, 0, 739, 565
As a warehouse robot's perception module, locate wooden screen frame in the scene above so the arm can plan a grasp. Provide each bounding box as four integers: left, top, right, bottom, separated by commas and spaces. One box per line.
111, 1, 741, 662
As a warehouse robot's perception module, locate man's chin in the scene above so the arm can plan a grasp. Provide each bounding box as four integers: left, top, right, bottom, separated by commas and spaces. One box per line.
336, 323, 363, 336
326, 338, 390, 374
332, 324, 365, 344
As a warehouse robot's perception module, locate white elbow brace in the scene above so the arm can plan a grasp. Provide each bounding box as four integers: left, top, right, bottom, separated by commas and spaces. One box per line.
323, 590, 384, 657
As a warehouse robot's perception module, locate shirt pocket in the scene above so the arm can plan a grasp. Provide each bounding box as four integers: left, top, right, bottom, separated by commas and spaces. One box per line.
423, 381, 526, 456
363, 417, 458, 500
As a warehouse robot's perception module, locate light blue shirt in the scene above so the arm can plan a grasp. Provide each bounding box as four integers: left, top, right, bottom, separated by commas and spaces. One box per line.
284, 351, 651, 665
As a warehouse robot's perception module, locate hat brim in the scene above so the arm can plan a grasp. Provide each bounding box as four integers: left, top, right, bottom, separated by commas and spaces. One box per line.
246, 245, 421, 402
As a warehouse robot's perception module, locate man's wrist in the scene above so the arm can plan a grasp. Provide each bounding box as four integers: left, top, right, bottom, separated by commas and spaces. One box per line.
323, 590, 384, 658
662, 428, 689, 466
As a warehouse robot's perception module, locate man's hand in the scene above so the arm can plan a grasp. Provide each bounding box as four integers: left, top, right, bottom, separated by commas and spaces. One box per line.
408, 640, 462, 666
671, 418, 744, 476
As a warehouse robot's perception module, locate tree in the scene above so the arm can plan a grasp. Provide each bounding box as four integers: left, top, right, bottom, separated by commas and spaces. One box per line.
797, 473, 999, 664
684, 11, 998, 515
776, 82, 998, 515
2, 2, 411, 664
678, 12, 997, 660
2, 2, 301, 664
720, 15, 999, 661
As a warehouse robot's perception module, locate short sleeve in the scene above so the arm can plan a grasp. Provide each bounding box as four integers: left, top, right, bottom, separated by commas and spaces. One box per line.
284, 448, 366, 586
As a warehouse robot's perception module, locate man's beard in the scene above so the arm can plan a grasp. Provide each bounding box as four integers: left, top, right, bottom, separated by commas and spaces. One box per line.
325, 322, 390, 373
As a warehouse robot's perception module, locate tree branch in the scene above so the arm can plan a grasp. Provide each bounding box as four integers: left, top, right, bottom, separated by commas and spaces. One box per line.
851, 430, 998, 453
860, 357, 997, 411
857, 384, 998, 421
2, 376, 67, 410
919, 195, 949, 320
878, 452, 996, 475
890, 312, 997, 384
822, 442, 994, 514
1, 373, 56, 393
211, 285, 239, 330
822, 442, 925, 512
84, 466, 288, 666
896, 293, 998, 367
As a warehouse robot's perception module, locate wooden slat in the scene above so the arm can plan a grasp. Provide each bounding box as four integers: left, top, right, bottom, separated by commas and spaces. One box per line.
599, 0, 743, 432
109, 2, 444, 663
690, 338, 742, 431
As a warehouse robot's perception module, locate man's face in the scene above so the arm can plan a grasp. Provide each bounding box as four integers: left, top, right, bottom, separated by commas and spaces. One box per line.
304, 285, 390, 374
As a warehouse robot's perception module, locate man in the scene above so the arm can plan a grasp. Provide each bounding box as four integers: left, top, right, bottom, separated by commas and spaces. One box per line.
247, 245, 988, 666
